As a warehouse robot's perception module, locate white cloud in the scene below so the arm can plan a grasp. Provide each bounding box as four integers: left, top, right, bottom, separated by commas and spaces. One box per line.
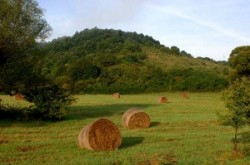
150, 6, 249, 43
42, 0, 147, 40
38, 0, 250, 61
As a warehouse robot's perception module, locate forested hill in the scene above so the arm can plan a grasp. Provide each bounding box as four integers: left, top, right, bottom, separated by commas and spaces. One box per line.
38, 28, 229, 94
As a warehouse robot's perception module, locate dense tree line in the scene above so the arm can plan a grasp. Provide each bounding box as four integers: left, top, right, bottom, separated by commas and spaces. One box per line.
0, 25, 229, 95
34, 28, 229, 94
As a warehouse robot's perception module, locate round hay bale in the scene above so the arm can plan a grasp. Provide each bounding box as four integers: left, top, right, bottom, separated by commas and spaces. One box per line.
113, 93, 120, 98
78, 118, 122, 151
122, 108, 150, 129
182, 92, 190, 99
158, 96, 168, 103
14, 93, 24, 100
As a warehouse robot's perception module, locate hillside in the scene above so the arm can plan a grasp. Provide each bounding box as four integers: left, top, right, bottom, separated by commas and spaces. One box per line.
37, 28, 229, 94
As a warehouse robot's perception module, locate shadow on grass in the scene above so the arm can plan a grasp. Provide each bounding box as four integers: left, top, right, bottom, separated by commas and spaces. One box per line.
240, 131, 250, 143
0, 103, 156, 127
0, 119, 49, 127
66, 103, 155, 120
240, 131, 250, 155
150, 121, 161, 127
120, 136, 144, 149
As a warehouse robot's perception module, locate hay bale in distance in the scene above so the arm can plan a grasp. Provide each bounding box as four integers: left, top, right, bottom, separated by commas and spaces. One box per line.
158, 96, 168, 103
78, 118, 122, 151
182, 91, 190, 99
14, 93, 24, 100
113, 93, 120, 98
122, 108, 150, 129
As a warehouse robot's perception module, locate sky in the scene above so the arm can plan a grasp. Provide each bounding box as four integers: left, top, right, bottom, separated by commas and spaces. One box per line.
37, 0, 250, 61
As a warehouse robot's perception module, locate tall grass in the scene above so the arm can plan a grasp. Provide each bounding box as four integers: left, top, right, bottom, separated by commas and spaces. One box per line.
0, 93, 249, 164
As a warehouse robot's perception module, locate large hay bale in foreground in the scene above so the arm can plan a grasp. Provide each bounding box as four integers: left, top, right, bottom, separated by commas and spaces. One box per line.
78, 118, 122, 151
122, 108, 150, 129
158, 96, 168, 103
113, 93, 120, 98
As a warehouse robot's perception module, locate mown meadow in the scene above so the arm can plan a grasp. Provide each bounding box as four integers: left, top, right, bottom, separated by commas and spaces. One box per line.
0, 93, 249, 164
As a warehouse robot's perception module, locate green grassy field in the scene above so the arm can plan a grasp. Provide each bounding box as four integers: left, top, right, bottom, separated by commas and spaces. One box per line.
0, 93, 249, 165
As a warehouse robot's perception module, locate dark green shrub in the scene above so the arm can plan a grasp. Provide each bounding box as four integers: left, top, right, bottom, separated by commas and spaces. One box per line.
24, 85, 75, 120
123, 54, 139, 63
164, 68, 229, 91
69, 59, 101, 81
0, 100, 31, 120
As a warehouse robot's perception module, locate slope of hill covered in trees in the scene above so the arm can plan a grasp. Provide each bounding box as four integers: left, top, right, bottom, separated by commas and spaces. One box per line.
37, 28, 229, 94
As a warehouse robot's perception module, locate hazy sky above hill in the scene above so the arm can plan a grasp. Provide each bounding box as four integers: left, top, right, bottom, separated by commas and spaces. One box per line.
37, 0, 250, 61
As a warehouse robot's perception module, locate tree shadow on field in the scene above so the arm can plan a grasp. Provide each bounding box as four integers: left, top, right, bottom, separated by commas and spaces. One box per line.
0, 119, 49, 128
66, 104, 155, 120
150, 121, 161, 127
240, 131, 250, 155
119, 136, 144, 149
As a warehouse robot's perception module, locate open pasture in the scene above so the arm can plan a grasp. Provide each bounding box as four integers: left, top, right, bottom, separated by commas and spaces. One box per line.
0, 93, 249, 164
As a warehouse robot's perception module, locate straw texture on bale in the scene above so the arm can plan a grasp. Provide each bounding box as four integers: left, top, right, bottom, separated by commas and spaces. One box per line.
158, 96, 168, 103
113, 93, 120, 98
122, 108, 150, 129
78, 118, 122, 151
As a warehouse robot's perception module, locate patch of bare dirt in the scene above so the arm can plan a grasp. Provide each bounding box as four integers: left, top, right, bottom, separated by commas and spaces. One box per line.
16, 145, 47, 152
0, 139, 9, 144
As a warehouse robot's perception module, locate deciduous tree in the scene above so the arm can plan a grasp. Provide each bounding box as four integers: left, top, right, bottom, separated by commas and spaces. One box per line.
218, 77, 250, 152
0, 0, 51, 66
229, 46, 250, 79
